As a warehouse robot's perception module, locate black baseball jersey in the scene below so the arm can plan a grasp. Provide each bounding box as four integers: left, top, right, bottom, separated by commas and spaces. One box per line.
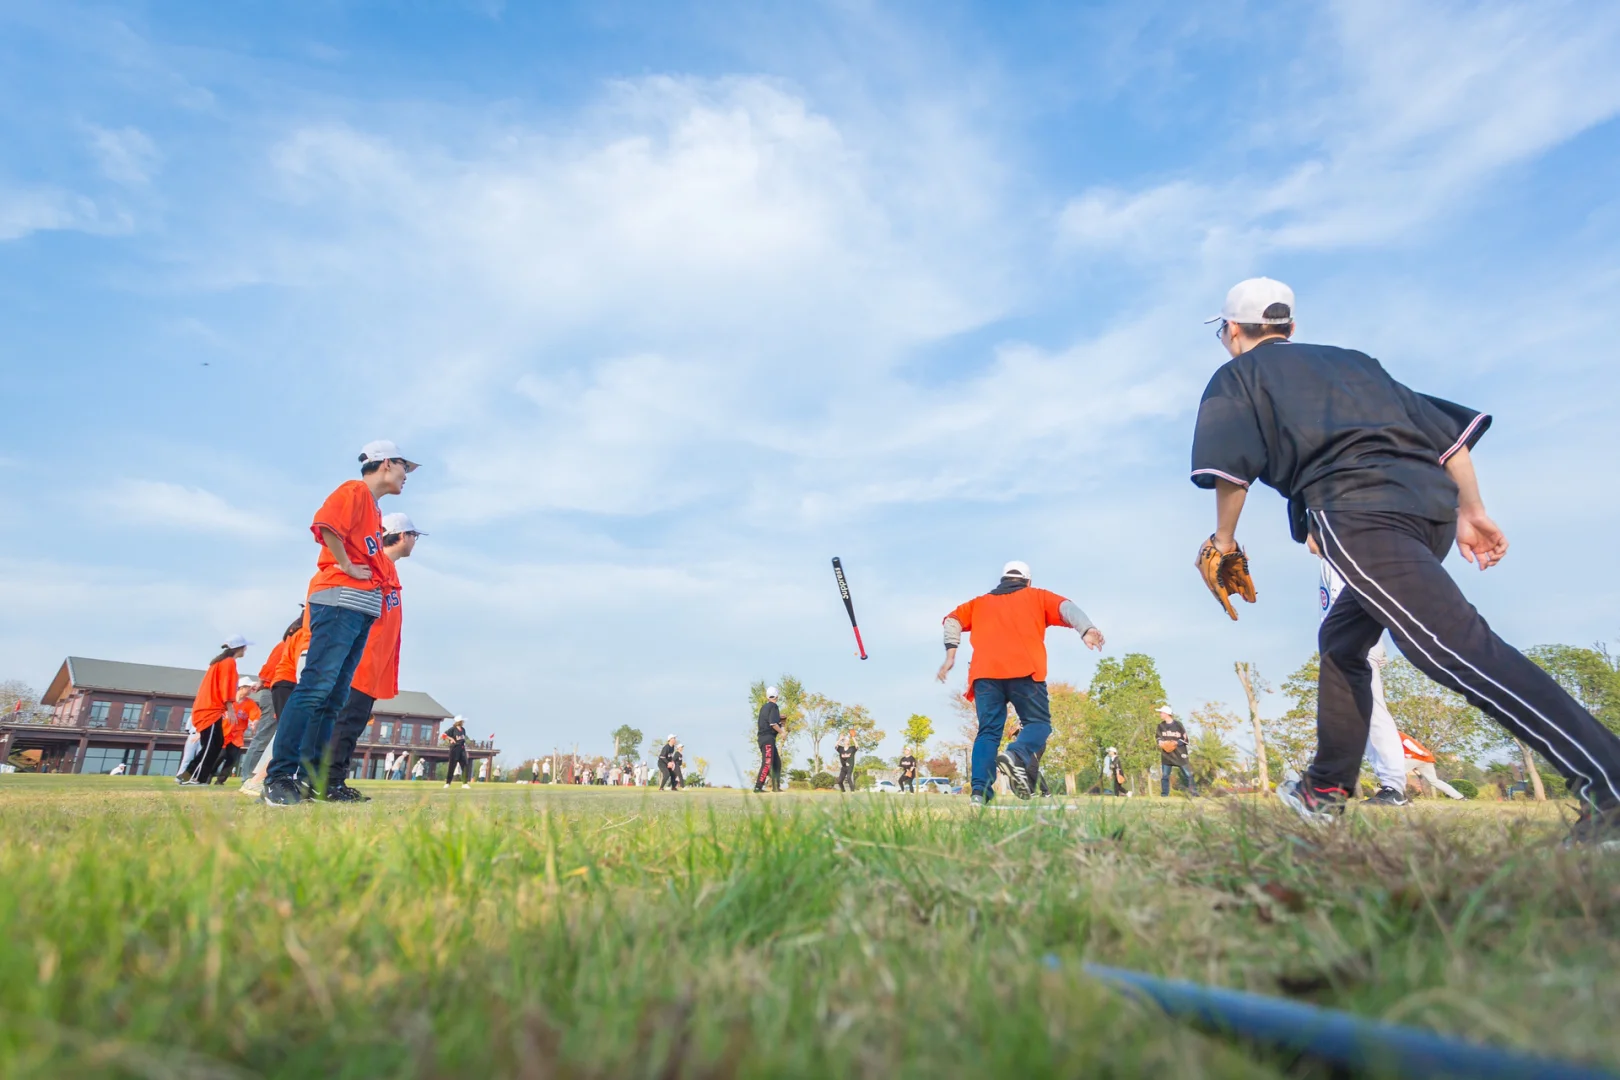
1190, 341, 1489, 542
899, 754, 917, 777
836, 745, 856, 769
757, 701, 781, 740
658, 742, 676, 765
1156, 719, 1189, 765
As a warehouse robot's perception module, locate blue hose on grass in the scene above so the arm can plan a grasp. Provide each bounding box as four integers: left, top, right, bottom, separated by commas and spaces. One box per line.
1063, 960, 1616, 1079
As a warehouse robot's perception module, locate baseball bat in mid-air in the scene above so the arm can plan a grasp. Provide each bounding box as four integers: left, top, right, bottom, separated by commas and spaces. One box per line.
831, 557, 867, 660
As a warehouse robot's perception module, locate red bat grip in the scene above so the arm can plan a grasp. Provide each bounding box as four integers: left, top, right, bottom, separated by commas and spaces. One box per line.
852, 625, 867, 660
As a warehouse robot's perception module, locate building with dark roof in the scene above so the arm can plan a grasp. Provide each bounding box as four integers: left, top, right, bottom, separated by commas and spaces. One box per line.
1, 656, 496, 780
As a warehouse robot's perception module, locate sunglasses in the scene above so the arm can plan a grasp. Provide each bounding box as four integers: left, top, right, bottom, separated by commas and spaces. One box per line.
1213, 319, 1229, 342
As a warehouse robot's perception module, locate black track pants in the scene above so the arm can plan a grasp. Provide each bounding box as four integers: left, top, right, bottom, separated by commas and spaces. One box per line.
755, 739, 780, 791
1311, 509, 1620, 811
446, 747, 471, 784
188, 722, 227, 784
326, 687, 376, 787
837, 765, 855, 792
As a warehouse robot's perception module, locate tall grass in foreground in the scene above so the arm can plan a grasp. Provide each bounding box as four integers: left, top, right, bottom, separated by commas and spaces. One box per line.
0, 778, 1616, 1078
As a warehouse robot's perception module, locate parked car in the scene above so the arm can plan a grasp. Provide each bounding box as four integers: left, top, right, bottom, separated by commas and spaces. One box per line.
917, 777, 955, 794
871, 778, 900, 793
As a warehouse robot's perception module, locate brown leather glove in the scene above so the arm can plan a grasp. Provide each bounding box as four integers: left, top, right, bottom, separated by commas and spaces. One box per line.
1197, 535, 1257, 621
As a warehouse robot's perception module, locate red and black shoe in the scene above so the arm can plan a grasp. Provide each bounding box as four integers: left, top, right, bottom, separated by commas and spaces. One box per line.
1278, 778, 1348, 823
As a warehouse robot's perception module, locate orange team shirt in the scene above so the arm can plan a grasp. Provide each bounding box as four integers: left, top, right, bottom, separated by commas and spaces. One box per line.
306, 479, 387, 597
273, 625, 310, 685
946, 586, 1071, 699
1400, 733, 1436, 763
190, 656, 237, 731
349, 557, 403, 700
257, 641, 286, 687
224, 698, 261, 748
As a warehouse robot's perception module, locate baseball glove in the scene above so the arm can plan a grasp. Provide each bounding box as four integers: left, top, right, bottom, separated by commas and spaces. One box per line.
1197, 535, 1257, 621
1159, 739, 1180, 754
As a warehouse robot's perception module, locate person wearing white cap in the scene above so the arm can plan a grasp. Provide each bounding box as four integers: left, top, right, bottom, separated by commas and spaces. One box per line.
658, 734, 679, 791
1191, 279, 1620, 845
1154, 705, 1195, 797
263, 440, 417, 806
442, 716, 472, 788
937, 563, 1104, 805
323, 511, 426, 801
1102, 746, 1128, 797
178, 634, 251, 785
753, 688, 784, 793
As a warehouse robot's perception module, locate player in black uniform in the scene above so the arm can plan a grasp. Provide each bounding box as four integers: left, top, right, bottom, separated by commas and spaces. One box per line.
835, 733, 857, 792
1154, 705, 1196, 797
754, 688, 783, 792
657, 735, 678, 791
442, 717, 472, 789
1190, 278, 1620, 844
898, 749, 918, 793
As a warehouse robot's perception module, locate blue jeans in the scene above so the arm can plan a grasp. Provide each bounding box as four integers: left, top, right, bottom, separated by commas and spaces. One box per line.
267, 602, 374, 785
1161, 762, 1196, 796
970, 677, 1051, 796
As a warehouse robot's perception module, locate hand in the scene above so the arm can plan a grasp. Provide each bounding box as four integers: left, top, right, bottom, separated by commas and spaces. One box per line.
1193, 533, 1237, 571
935, 649, 957, 683
1456, 508, 1508, 570
1305, 534, 1320, 556
342, 561, 374, 581
1082, 627, 1105, 651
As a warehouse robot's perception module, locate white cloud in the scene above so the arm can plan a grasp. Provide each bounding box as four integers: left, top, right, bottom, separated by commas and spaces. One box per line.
98, 480, 287, 540
0, 186, 114, 241
86, 124, 161, 185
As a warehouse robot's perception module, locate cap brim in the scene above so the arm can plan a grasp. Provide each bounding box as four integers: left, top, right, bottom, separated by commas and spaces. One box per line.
402, 460, 420, 473
1203, 314, 1225, 324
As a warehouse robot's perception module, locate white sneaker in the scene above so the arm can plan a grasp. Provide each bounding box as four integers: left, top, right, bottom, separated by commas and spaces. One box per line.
443, 782, 450, 788
240, 778, 264, 798
462, 783, 470, 789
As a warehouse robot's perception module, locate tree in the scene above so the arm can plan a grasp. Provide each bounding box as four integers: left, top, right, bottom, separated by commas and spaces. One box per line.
902, 713, 934, 753
609, 724, 644, 764
1039, 682, 1096, 789
0, 679, 39, 717
1088, 654, 1167, 786
839, 703, 886, 755
924, 755, 959, 780
1190, 731, 1238, 789
800, 693, 843, 773
1381, 658, 1495, 763
1234, 663, 1273, 794
1272, 656, 1321, 777
748, 676, 806, 767
1528, 644, 1620, 736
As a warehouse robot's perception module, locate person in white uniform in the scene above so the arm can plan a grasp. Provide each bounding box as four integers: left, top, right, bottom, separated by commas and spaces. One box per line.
1317, 553, 1409, 805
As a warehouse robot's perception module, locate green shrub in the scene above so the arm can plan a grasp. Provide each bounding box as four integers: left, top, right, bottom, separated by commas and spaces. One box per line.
811, 772, 836, 790
1449, 778, 1479, 799
788, 769, 811, 783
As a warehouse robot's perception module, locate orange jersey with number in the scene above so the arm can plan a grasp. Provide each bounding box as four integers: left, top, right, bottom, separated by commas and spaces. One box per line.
306, 480, 386, 596
1399, 733, 1436, 763
349, 559, 403, 700
224, 698, 260, 747
190, 656, 237, 731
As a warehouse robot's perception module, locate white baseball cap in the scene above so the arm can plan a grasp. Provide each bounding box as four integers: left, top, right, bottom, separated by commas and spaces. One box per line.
1002, 561, 1030, 579
382, 512, 427, 536
359, 440, 420, 472
222, 633, 251, 649
1156, 704, 1175, 716
1206, 277, 1295, 325
766, 686, 778, 699
237, 675, 256, 688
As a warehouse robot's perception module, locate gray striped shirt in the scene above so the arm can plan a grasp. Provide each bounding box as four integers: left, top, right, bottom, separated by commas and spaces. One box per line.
308, 585, 383, 618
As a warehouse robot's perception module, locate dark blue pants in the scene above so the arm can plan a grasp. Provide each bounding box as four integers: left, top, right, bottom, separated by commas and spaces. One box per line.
970, 677, 1051, 796
1160, 762, 1195, 796
267, 602, 374, 785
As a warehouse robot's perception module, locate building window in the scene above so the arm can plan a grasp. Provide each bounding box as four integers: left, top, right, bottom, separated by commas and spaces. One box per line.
80, 747, 143, 774
120, 703, 143, 730
87, 701, 111, 728
150, 705, 171, 731
181, 708, 192, 729
378, 722, 393, 742
146, 749, 181, 776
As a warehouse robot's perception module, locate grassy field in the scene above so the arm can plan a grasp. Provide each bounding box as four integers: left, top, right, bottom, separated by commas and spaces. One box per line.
0, 777, 1615, 1078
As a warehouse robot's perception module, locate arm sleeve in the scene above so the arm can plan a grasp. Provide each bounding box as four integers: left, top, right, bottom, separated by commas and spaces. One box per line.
1058, 599, 1095, 636
942, 617, 963, 649
310, 485, 362, 546
1399, 390, 1491, 464
1190, 364, 1267, 489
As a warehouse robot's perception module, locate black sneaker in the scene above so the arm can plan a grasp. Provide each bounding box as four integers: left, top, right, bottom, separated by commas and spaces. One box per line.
1279, 778, 1347, 823
998, 749, 1034, 800
261, 777, 304, 807
1565, 806, 1620, 852
325, 783, 370, 803
1363, 786, 1408, 807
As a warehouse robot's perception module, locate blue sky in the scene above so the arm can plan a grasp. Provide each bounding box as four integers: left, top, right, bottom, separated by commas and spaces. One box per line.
3, 0, 1619, 783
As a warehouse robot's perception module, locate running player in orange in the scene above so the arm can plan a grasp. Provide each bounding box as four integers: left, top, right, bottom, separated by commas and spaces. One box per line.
324, 512, 423, 801
262, 441, 416, 806
179, 634, 249, 785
